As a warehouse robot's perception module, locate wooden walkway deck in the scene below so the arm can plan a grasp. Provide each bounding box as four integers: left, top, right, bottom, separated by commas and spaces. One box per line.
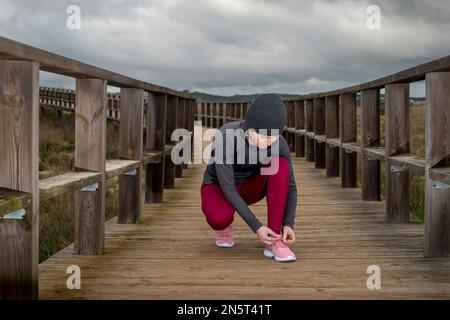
39, 155, 450, 299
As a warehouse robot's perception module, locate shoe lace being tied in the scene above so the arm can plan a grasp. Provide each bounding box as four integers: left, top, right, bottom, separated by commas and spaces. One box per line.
274, 239, 288, 249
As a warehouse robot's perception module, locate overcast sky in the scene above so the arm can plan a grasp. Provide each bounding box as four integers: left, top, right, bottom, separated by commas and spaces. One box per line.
1, 0, 450, 97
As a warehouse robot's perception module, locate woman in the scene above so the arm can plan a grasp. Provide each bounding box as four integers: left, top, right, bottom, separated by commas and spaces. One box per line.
200, 93, 297, 262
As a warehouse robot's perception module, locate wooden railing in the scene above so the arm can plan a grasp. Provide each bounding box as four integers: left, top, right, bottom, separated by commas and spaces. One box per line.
0, 37, 196, 299
39, 87, 147, 123
197, 54, 450, 259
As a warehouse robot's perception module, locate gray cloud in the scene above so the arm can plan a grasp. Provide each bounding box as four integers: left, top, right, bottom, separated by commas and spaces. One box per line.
1, 0, 449, 96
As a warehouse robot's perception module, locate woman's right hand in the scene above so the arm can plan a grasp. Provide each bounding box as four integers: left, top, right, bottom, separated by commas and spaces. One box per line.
256, 226, 281, 246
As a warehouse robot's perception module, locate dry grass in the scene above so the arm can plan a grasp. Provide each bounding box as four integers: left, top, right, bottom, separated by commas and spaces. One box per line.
39, 107, 120, 262
356, 102, 425, 221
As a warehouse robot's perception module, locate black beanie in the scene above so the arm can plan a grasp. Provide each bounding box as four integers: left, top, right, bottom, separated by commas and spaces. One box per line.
243, 93, 287, 136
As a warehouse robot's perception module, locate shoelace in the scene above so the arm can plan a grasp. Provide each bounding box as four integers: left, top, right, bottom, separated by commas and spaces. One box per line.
273, 239, 288, 249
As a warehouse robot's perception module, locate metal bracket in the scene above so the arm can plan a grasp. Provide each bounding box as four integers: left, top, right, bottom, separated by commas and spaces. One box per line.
3, 208, 26, 220
390, 164, 406, 173
432, 180, 450, 189
124, 169, 137, 176
81, 183, 99, 192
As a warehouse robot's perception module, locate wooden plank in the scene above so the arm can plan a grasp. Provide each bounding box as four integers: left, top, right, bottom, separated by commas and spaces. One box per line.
74, 78, 106, 255
424, 72, 450, 257
389, 154, 425, 174
0, 60, 39, 300
314, 98, 326, 169
295, 100, 305, 157
325, 96, 339, 177
175, 98, 185, 178
315, 135, 327, 143
0, 189, 32, 217
385, 83, 410, 223
305, 100, 315, 162
429, 167, 450, 184
164, 95, 177, 189
364, 146, 386, 159
38, 156, 450, 300
145, 92, 167, 203
361, 89, 381, 201
0, 36, 194, 100
327, 138, 342, 147
39, 171, 102, 200
342, 142, 362, 153
339, 93, 357, 188
118, 88, 144, 224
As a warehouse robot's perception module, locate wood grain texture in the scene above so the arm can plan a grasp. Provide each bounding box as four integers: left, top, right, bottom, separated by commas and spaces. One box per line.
424, 72, 450, 257
118, 88, 143, 225
325, 96, 339, 177
314, 98, 326, 169
119, 88, 144, 160
305, 100, 315, 162
38, 148, 450, 299
295, 100, 306, 157
339, 93, 357, 188
75, 79, 107, 172
164, 95, 178, 189
385, 84, 410, 223
145, 92, 166, 203
0, 60, 39, 299
0, 36, 193, 99
361, 89, 381, 201
74, 78, 107, 255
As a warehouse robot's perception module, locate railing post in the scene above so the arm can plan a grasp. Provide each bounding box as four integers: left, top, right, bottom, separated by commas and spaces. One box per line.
74, 78, 107, 255
201, 102, 205, 125
145, 92, 167, 203
182, 98, 190, 169
305, 99, 315, 162
118, 88, 144, 224
361, 89, 381, 200
175, 98, 185, 177
164, 95, 177, 189
314, 97, 326, 169
325, 96, 339, 177
295, 100, 305, 157
385, 83, 410, 223
287, 101, 295, 151
0, 61, 39, 300
424, 72, 450, 257
339, 93, 357, 187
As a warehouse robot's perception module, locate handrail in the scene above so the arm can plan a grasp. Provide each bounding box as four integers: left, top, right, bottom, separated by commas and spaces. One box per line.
0, 37, 196, 300
0, 36, 194, 100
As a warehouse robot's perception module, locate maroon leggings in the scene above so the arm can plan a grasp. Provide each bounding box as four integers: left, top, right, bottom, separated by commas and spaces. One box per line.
200, 156, 289, 234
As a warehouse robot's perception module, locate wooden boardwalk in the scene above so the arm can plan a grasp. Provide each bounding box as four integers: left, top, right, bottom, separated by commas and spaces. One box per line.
39, 154, 450, 299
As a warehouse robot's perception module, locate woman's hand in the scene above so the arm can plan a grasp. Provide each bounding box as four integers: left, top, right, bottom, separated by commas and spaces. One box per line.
256, 226, 281, 246
282, 226, 295, 245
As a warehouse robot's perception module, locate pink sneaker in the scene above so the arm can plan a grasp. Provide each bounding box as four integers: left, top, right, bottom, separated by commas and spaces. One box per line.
215, 225, 234, 248
263, 240, 296, 262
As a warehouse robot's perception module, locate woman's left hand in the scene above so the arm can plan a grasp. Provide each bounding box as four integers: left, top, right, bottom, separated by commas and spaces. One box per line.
282, 226, 295, 245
